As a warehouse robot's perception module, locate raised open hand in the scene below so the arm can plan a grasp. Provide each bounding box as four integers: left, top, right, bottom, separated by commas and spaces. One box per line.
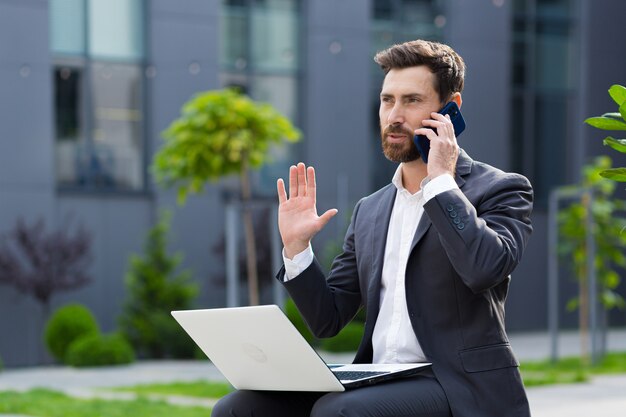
277, 163, 338, 259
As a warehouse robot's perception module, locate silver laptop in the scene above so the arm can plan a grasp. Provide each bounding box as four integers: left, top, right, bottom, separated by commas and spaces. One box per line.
171, 305, 431, 392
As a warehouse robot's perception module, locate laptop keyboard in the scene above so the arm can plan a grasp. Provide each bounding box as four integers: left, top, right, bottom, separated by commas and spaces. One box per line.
332, 370, 387, 381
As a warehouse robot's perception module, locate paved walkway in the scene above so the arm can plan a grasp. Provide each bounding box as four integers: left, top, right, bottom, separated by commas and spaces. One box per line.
0, 329, 625, 416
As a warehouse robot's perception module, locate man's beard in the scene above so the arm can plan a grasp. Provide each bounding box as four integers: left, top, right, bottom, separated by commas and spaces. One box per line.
380, 123, 421, 163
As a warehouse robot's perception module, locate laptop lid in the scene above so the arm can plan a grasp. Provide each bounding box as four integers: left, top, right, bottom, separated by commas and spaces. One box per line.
171, 305, 431, 392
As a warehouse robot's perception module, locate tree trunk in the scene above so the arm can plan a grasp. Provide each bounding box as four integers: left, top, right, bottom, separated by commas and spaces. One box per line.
240, 163, 259, 306
579, 265, 590, 366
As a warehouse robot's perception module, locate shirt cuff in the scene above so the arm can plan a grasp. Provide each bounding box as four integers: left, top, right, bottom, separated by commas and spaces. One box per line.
283, 244, 314, 281
422, 174, 458, 203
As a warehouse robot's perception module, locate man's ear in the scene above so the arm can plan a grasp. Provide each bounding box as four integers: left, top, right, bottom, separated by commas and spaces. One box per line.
451, 92, 462, 108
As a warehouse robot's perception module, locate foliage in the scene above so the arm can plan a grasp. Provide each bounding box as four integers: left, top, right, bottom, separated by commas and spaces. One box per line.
65, 333, 135, 367
558, 156, 626, 311
0, 218, 92, 312
118, 211, 198, 359
152, 88, 301, 306
44, 303, 99, 363
320, 322, 365, 352
520, 351, 626, 387
153, 88, 301, 204
585, 84, 626, 182
285, 297, 366, 352
110, 380, 233, 399
284, 298, 317, 345
0, 389, 212, 417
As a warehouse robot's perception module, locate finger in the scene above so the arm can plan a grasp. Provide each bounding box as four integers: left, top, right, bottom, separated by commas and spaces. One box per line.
318, 208, 338, 229
414, 128, 438, 141
297, 162, 307, 197
420, 119, 446, 129
307, 166, 316, 202
277, 178, 287, 204
289, 165, 297, 198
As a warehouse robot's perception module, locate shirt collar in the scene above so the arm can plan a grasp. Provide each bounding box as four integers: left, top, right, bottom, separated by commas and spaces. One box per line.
391, 163, 423, 198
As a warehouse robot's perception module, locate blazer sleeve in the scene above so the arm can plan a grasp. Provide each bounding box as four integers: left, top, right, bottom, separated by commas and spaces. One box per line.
424, 172, 533, 293
277, 199, 364, 338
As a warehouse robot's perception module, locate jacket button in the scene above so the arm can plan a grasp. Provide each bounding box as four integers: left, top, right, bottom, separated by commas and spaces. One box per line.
446, 204, 454, 212
453, 217, 461, 225
457, 223, 465, 230
449, 211, 458, 218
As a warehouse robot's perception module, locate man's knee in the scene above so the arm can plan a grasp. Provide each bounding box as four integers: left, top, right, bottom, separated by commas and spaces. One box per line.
311, 393, 363, 417
211, 394, 236, 417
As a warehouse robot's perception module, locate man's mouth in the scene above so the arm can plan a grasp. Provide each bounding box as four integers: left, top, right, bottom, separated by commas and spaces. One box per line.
386, 133, 409, 143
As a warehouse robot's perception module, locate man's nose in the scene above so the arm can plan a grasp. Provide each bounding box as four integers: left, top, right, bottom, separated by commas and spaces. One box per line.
387, 104, 405, 124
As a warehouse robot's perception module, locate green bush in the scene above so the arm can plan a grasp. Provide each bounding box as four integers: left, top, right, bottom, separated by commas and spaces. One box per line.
45, 303, 99, 363
284, 298, 317, 345
118, 211, 198, 359
65, 333, 135, 367
320, 322, 364, 353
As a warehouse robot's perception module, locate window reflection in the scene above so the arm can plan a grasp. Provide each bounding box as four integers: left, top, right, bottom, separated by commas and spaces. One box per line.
51, 0, 145, 192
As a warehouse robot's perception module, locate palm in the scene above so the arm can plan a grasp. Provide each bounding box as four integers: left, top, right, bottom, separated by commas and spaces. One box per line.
277, 163, 337, 257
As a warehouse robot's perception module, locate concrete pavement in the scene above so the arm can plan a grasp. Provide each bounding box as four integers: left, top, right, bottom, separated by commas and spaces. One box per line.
0, 329, 625, 416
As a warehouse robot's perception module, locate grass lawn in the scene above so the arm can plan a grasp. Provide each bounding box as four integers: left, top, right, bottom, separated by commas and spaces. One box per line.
108, 380, 233, 398
520, 351, 626, 387
0, 389, 212, 417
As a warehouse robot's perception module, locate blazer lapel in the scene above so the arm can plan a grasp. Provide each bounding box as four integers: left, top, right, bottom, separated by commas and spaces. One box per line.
368, 185, 396, 314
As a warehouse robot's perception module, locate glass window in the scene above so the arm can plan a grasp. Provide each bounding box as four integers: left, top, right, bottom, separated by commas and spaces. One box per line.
50, 0, 86, 55
89, 0, 144, 60
250, 3, 298, 72
510, 0, 578, 205
90, 63, 144, 190
51, 0, 146, 192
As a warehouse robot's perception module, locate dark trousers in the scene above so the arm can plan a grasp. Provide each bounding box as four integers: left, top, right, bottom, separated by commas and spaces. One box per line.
211, 374, 452, 417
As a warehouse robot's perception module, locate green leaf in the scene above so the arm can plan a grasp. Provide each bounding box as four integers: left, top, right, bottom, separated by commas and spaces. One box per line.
585, 116, 626, 131
603, 137, 626, 153
609, 84, 626, 106
600, 168, 626, 182
621, 102, 626, 122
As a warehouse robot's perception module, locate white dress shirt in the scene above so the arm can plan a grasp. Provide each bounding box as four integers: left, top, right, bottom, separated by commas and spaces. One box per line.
283, 166, 458, 363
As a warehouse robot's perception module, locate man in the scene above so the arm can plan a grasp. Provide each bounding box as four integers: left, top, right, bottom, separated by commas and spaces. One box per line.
212, 40, 533, 417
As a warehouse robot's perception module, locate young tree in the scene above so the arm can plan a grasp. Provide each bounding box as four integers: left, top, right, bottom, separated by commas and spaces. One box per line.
153, 88, 301, 305
558, 157, 626, 363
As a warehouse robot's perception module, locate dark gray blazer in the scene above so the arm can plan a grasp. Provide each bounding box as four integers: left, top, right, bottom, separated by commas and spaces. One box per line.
279, 150, 533, 417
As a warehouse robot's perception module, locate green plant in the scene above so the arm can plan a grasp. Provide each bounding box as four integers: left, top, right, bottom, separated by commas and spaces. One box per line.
320, 322, 364, 352
44, 303, 99, 363
558, 157, 626, 362
585, 84, 626, 182
65, 333, 135, 367
284, 298, 317, 345
118, 210, 197, 359
0, 389, 213, 417
153, 88, 301, 305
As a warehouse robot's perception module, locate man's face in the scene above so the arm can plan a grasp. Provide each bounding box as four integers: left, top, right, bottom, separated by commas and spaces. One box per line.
379, 66, 441, 163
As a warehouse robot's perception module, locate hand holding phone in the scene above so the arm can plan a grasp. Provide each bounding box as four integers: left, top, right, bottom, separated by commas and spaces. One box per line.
413, 101, 466, 164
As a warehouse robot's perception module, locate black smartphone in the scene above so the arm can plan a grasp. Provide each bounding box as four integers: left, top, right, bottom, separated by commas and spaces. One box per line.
413, 101, 466, 163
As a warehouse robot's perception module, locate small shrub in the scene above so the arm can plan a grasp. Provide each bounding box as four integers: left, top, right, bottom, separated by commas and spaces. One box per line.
65, 333, 135, 367
45, 303, 99, 363
119, 211, 198, 359
320, 322, 364, 353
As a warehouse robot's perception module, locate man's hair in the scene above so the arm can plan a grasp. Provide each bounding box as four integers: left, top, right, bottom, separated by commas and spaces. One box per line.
374, 40, 465, 103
